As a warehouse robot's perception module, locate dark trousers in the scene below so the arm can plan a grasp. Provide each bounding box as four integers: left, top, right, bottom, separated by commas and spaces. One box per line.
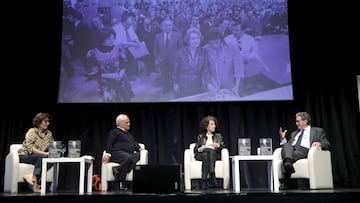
158, 58, 173, 93
280, 142, 309, 182
281, 142, 309, 162
110, 151, 140, 181
195, 148, 217, 180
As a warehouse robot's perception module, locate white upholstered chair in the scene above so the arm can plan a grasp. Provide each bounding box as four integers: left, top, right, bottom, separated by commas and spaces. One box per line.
184, 143, 230, 190
101, 143, 149, 191
272, 146, 334, 191
4, 144, 54, 193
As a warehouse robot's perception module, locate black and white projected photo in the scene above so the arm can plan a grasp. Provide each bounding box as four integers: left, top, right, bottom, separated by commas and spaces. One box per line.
58, 0, 292, 103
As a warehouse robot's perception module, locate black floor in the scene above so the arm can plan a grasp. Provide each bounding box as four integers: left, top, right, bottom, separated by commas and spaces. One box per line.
1, 187, 359, 203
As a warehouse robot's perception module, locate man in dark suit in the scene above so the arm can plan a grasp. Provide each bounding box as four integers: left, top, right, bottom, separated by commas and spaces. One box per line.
154, 17, 183, 94
278, 112, 331, 189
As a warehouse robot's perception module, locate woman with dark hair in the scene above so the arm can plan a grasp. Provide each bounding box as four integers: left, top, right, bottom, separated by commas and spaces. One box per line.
18, 112, 54, 192
193, 115, 224, 189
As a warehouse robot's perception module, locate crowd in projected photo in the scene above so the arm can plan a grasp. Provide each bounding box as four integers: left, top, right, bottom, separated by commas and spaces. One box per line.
59, 0, 292, 103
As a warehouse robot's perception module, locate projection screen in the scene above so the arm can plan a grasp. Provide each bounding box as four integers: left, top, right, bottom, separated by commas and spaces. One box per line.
58, 0, 292, 103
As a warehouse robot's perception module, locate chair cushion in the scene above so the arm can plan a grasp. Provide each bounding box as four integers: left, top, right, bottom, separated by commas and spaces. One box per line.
292, 159, 309, 178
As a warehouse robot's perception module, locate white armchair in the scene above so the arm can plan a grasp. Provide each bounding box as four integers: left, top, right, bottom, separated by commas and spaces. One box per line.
184, 143, 230, 190
101, 143, 149, 191
4, 144, 54, 193
272, 146, 334, 191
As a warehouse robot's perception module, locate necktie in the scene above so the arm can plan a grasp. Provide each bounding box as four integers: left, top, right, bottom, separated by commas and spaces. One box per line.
237, 39, 242, 51
294, 129, 304, 149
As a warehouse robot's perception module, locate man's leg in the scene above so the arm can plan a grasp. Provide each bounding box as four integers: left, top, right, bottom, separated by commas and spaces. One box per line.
280, 143, 295, 189
111, 151, 134, 190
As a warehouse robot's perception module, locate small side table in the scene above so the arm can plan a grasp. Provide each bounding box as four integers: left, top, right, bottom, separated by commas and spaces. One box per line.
230, 155, 274, 192
41, 155, 94, 195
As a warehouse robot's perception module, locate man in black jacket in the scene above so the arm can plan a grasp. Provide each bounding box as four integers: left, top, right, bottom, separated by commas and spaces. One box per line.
102, 114, 141, 190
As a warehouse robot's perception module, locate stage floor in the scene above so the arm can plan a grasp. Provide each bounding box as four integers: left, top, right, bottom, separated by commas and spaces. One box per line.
1, 188, 360, 203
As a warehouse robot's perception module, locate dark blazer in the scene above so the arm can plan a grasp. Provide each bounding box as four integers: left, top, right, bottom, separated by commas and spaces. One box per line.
153, 31, 183, 62
289, 127, 330, 150
105, 128, 141, 155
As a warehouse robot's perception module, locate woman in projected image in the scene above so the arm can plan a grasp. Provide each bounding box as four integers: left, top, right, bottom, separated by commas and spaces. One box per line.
87, 27, 134, 102
172, 29, 211, 99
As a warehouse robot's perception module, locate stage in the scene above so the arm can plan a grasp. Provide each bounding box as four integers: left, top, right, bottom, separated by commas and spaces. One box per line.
1, 188, 359, 203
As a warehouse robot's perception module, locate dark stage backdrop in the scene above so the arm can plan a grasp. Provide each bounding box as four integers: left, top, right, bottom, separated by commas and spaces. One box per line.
1, 0, 360, 191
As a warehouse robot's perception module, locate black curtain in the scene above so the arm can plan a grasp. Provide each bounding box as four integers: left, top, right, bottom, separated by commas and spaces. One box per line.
1, 0, 359, 191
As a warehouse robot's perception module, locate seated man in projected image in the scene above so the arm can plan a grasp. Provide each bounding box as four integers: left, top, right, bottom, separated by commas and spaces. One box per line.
112, 11, 141, 81
224, 22, 279, 97
86, 27, 134, 102
204, 30, 244, 100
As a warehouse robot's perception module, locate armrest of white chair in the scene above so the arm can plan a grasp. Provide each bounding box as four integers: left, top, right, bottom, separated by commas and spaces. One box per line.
273, 147, 282, 160
100, 151, 108, 191
4, 149, 20, 193
101, 150, 120, 191
220, 148, 230, 189
272, 147, 283, 175
307, 146, 333, 189
138, 148, 148, 165
272, 147, 283, 192
221, 148, 229, 161
184, 148, 191, 190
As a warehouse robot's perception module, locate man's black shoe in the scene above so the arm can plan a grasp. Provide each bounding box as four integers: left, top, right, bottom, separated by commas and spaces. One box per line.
283, 161, 295, 174
112, 166, 120, 177
119, 182, 129, 191
279, 183, 289, 190
111, 181, 121, 191
111, 181, 128, 191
